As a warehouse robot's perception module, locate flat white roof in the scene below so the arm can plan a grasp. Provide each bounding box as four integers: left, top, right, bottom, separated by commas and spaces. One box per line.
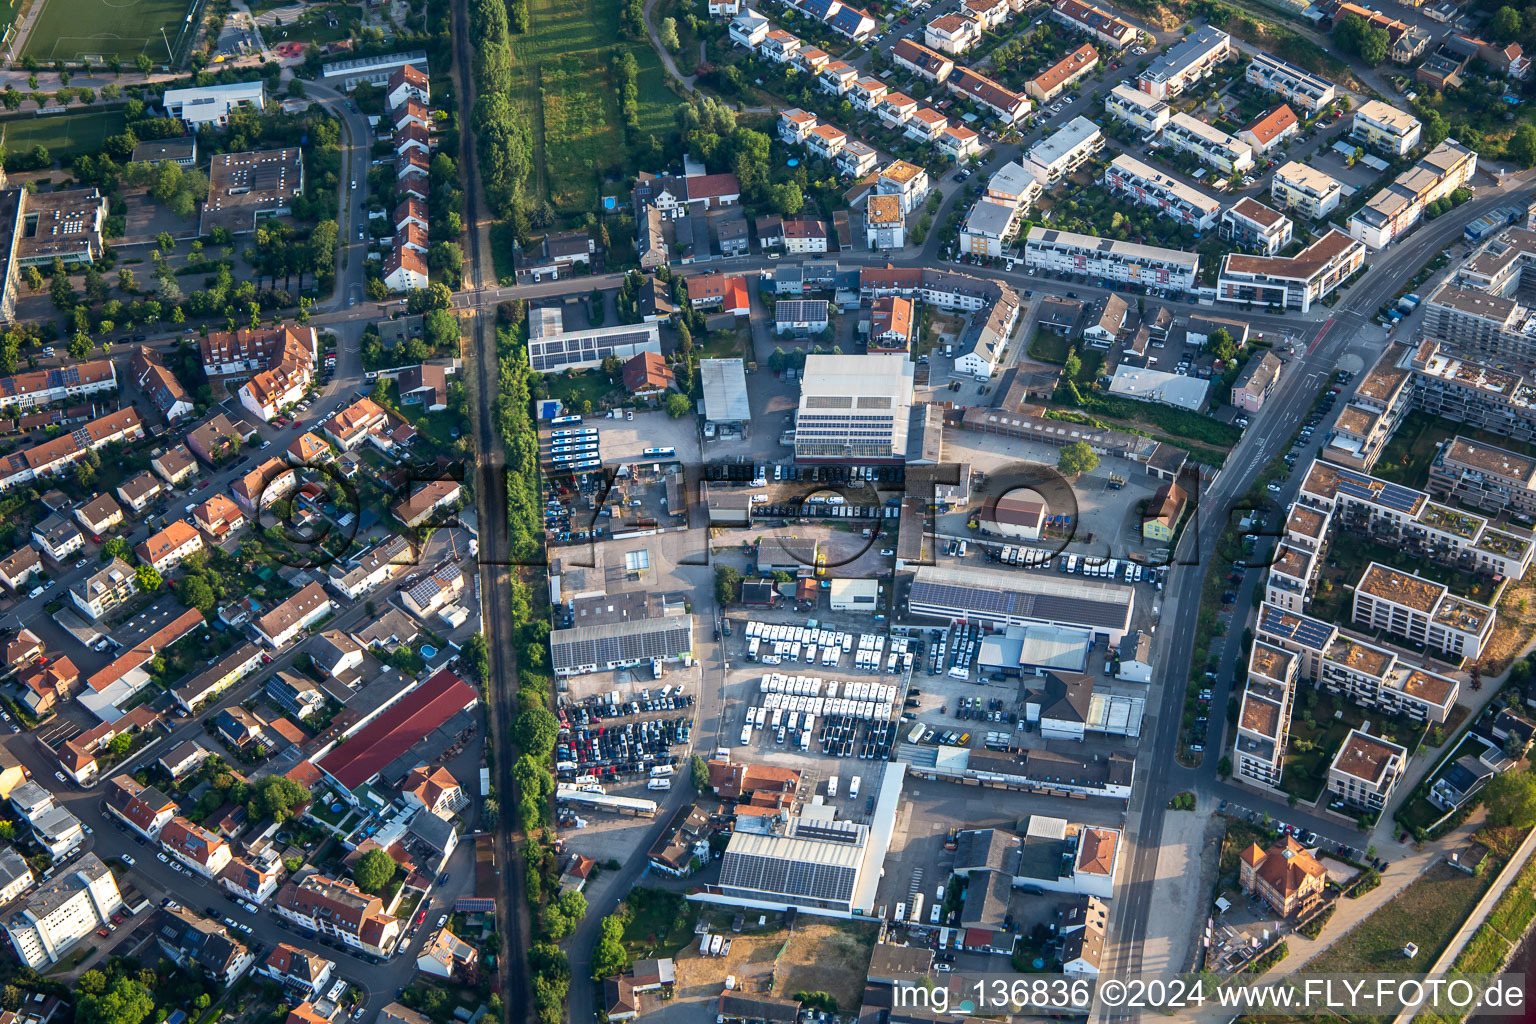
1108, 365, 1209, 411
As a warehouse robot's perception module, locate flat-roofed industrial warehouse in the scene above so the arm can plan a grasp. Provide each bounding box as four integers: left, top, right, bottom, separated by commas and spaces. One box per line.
906, 564, 1135, 642
549, 614, 694, 676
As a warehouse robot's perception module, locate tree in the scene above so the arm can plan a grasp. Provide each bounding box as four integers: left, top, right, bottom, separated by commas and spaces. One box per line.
1493, 5, 1522, 41
76, 977, 154, 1024
690, 753, 709, 790
590, 912, 629, 980
134, 564, 162, 592
101, 537, 132, 562
1483, 770, 1536, 828
424, 308, 460, 350
770, 181, 804, 216
659, 16, 680, 50
135, 53, 153, 74
461, 631, 489, 681
177, 575, 216, 613
1510, 123, 1536, 168
353, 848, 399, 893
514, 705, 559, 754
665, 392, 692, 418
715, 564, 742, 604
1057, 441, 1099, 477
68, 332, 93, 359
248, 775, 311, 822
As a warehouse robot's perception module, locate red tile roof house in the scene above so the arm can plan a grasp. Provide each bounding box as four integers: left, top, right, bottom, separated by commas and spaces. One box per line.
160, 815, 233, 878
316, 669, 479, 802
272, 874, 403, 958
104, 775, 179, 839
622, 351, 676, 400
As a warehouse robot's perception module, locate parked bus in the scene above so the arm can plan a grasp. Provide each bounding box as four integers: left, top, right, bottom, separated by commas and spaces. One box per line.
642, 446, 677, 458
551, 415, 583, 426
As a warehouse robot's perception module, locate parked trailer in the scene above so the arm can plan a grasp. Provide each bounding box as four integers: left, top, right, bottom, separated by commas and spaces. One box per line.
555, 786, 657, 816
710, 935, 724, 956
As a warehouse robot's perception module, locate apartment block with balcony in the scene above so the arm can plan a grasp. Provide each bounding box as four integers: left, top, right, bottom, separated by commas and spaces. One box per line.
1352, 561, 1495, 661
1351, 99, 1422, 157
1102, 153, 1218, 228
1245, 51, 1336, 114
1022, 116, 1102, 186
1216, 228, 1365, 314
1049, 0, 1136, 48
1218, 197, 1293, 256
1103, 83, 1169, 133
1428, 435, 1536, 517
1270, 160, 1343, 220
1412, 339, 1536, 444
1321, 344, 1414, 472
1263, 541, 1317, 613
1233, 642, 1297, 789
1347, 139, 1477, 249
1160, 112, 1253, 173
1138, 26, 1230, 99
1024, 227, 1198, 291
1327, 729, 1406, 812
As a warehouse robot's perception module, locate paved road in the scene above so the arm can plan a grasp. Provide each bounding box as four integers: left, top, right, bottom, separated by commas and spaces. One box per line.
1107, 176, 1536, 988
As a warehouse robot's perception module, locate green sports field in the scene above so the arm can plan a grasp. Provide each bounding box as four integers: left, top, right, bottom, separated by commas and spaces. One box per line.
21, 0, 198, 62
0, 109, 128, 160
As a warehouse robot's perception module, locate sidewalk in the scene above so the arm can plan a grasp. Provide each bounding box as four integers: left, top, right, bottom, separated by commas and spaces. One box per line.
1247, 812, 1487, 986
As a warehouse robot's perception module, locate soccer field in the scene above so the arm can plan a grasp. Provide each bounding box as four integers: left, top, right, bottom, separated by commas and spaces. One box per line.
21, 0, 199, 62
0, 110, 128, 160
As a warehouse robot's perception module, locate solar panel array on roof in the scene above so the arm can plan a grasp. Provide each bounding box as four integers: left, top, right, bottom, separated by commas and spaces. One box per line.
911, 579, 1015, 615
720, 849, 859, 903
529, 330, 657, 373
549, 618, 692, 672
1335, 468, 1421, 514
1258, 603, 1333, 650
793, 820, 864, 844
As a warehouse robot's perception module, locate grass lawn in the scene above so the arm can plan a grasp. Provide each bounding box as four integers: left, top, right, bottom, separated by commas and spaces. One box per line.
1027, 330, 1072, 364
489, 221, 520, 284
543, 368, 616, 413
511, 0, 675, 215
22, 0, 195, 61
1281, 691, 1422, 804
1309, 533, 1498, 628
0, 108, 128, 162
697, 328, 746, 360
620, 888, 700, 961
1306, 860, 1500, 975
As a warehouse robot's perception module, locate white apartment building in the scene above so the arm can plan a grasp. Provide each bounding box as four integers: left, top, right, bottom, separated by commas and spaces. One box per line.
1138, 26, 1230, 99
1217, 228, 1366, 313
1101, 153, 1219, 228
1234, 642, 1297, 788
729, 8, 770, 46
1270, 160, 1343, 219
1024, 227, 1199, 291
878, 160, 931, 214
925, 12, 982, 54
1347, 140, 1478, 249
1245, 52, 1336, 114
1103, 83, 1169, 133
1327, 729, 1406, 812
1160, 112, 1253, 173
3, 854, 123, 969
1352, 100, 1423, 157
960, 199, 1021, 258
1023, 116, 1103, 186
1218, 197, 1294, 256
1352, 561, 1495, 660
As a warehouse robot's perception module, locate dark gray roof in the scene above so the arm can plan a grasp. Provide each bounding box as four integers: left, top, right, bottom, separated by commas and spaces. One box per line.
953, 828, 1018, 874
959, 868, 1012, 929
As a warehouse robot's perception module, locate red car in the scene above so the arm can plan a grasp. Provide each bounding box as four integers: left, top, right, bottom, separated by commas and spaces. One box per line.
97, 928, 110, 938
260, 654, 273, 664
415, 909, 428, 926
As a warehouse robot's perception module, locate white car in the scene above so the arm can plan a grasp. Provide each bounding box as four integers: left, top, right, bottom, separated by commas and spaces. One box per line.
54, 771, 66, 783
157, 852, 169, 863
438, 914, 448, 927
122, 855, 135, 867
82, 824, 92, 835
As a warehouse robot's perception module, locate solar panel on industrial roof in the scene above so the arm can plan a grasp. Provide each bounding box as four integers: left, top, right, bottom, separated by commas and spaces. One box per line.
910, 580, 1015, 614
794, 821, 863, 844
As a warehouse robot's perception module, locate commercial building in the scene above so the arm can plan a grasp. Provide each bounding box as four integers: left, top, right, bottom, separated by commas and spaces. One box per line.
907, 564, 1134, 642
321, 50, 429, 89
1026, 44, 1100, 103
1102, 153, 1218, 228
1327, 729, 1406, 811
525, 307, 661, 374
2, 853, 122, 968
713, 771, 902, 917
1023, 116, 1103, 185
793, 354, 915, 462
1138, 26, 1230, 99
1161, 112, 1253, 173
1049, 0, 1136, 48
1271, 161, 1344, 220
549, 613, 694, 677
1245, 52, 1336, 114
1347, 140, 1477, 249
1108, 365, 1208, 411
200, 149, 304, 235
1216, 228, 1366, 313
163, 81, 264, 128
1352, 100, 1422, 157
1103, 83, 1169, 133
1023, 227, 1198, 291
316, 668, 478, 797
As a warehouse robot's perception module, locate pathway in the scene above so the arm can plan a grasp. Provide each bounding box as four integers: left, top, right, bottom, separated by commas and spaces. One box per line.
640, 0, 772, 112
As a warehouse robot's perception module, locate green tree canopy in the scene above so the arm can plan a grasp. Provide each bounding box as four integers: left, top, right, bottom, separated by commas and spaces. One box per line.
76, 978, 154, 1024
248, 775, 311, 822
1057, 441, 1100, 477
353, 847, 399, 893
1483, 770, 1536, 829
665, 392, 692, 418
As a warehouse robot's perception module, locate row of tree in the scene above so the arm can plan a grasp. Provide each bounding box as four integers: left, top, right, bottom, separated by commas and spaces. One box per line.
471, 0, 533, 219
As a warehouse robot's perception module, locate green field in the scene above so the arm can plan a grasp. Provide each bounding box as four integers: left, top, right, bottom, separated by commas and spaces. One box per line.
0, 108, 128, 160
21, 0, 197, 62
510, 0, 674, 214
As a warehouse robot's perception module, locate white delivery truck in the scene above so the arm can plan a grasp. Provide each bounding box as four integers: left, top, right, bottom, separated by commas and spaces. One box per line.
849, 775, 862, 798
827, 776, 839, 798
